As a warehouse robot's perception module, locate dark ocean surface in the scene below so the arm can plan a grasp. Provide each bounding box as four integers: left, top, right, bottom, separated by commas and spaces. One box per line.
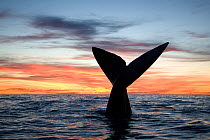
0, 94, 210, 140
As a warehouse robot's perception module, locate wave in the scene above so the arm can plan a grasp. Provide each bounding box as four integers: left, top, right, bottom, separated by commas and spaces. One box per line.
0, 94, 210, 139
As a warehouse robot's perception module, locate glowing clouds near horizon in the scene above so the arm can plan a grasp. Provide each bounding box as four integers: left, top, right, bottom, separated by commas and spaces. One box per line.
0, 60, 209, 94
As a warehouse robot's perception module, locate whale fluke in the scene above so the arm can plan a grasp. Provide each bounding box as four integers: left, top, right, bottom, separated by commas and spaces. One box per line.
92, 47, 126, 85
92, 42, 169, 117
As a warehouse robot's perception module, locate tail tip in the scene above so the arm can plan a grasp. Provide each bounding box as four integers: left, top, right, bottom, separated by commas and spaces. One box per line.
164, 42, 169, 45
159, 42, 169, 50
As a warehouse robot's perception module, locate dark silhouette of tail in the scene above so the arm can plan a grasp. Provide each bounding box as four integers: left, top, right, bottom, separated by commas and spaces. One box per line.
92, 42, 169, 117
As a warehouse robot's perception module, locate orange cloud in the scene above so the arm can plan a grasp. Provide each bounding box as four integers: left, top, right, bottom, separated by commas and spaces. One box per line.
0, 62, 209, 94
0, 63, 111, 94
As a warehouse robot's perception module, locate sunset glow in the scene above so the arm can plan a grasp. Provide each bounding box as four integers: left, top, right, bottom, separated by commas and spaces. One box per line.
0, 0, 210, 94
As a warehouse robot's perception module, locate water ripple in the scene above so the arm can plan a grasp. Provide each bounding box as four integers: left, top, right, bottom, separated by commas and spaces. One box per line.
0, 94, 209, 139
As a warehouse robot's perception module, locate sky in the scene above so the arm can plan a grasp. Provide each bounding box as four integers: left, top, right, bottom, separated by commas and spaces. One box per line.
0, 0, 210, 94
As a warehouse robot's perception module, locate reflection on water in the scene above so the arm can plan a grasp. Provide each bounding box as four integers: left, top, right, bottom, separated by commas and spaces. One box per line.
0, 94, 210, 139
106, 118, 130, 140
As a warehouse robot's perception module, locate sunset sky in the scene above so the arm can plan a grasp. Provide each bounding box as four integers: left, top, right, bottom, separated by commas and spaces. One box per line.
0, 0, 210, 94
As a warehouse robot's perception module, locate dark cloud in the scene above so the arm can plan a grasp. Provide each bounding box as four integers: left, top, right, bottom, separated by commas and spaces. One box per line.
164, 55, 210, 62
0, 10, 11, 18
0, 32, 63, 43
0, 16, 132, 43
191, 1, 210, 14
31, 16, 132, 39
41, 39, 210, 62
36, 38, 184, 55
82, 40, 157, 48
36, 40, 164, 55
0, 57, 12, 63
0, 62, 33, 70
0, 74, 55, 80
186, 31, 210, 38
56, 40, 181, 53
73, 40, 160, 53
72, 54, 94, 60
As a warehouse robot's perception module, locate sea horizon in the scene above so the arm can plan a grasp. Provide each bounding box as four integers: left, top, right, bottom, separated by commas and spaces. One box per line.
1, 93, 210, 95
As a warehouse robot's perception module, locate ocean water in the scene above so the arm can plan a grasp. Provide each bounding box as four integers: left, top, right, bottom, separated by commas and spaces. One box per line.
0, 94, 210, 140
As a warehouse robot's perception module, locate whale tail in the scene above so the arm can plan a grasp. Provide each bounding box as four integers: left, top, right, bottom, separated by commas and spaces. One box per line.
92, 42, 169, 117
